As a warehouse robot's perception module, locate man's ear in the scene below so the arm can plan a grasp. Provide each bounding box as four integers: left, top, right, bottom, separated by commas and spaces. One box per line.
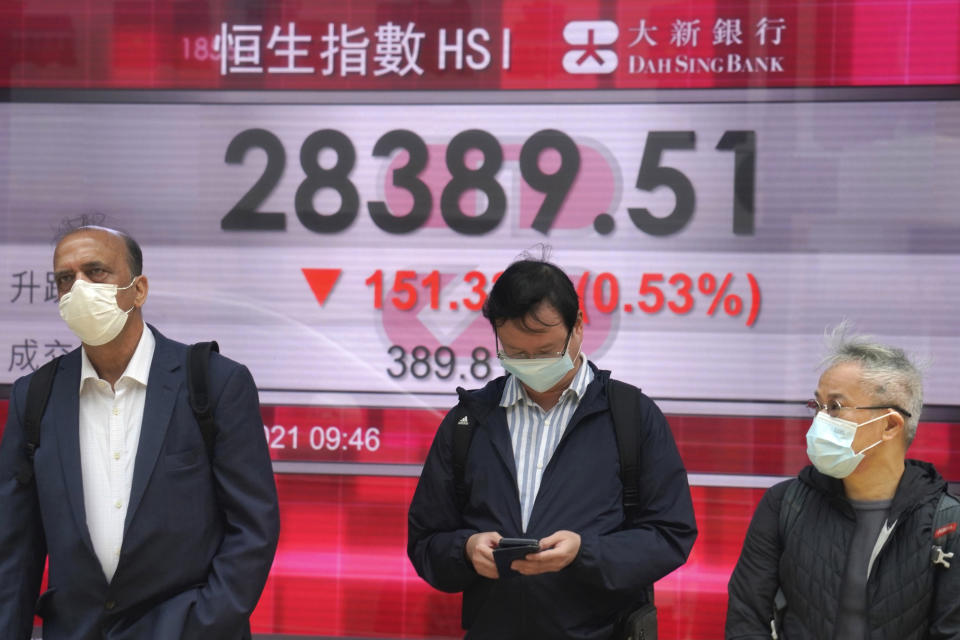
881, 410, 904, 441
133, 275, 149, 308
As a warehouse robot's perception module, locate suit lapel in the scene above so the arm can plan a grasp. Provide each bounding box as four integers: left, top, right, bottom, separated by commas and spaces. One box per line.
123, 329, 181, 535
53, 350, 97, 556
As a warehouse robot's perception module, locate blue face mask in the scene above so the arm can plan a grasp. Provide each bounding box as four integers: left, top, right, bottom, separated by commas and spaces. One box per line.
499, 336, 581, 393
805, 410, 893, 478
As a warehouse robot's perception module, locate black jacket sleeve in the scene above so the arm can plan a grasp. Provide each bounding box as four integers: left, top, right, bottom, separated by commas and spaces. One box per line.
570, 395, 698, 594
725, 480, 792, 639
0, 376, 47, 640
180, 363, 281, 638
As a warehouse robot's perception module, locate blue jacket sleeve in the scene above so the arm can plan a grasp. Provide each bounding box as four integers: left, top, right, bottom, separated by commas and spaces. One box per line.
570, 396, 697, 594
180, 363, 280, 638
725, 481, 789, 639
0, 377, 47, 640
407, 407, 481, 593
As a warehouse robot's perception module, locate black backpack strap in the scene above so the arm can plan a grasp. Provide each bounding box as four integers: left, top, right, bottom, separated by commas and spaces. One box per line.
932, 491, 960, 569
187, 341, 219, 461
16, 356, 61, 485
449, 385, 500, 511
605, 378, 655, 610
606, 378, 642, 519
450, 390, 475, 510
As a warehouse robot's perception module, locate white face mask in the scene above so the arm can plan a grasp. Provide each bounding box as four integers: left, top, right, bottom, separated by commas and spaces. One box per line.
805, 410, 894, 479
58, 277, 138, 346
499, 337, 580, 393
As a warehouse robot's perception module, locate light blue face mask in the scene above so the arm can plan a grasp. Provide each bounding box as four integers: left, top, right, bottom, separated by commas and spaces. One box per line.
499, 335, 580, 393
805, 410, 894, 478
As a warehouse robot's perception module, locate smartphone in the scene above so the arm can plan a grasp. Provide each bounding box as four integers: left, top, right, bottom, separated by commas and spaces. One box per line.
498, 537, 540, 550
493, 537, 540, 577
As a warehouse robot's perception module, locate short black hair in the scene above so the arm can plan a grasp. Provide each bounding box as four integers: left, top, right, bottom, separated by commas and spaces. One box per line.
482, 259, 580, 332
55, 214, 143, 277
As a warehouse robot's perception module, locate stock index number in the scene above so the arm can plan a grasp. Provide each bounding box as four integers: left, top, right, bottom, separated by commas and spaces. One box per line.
222, 127, 756, 237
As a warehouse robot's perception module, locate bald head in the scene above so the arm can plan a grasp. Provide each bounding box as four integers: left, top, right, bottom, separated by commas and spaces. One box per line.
56, 225, 142, 280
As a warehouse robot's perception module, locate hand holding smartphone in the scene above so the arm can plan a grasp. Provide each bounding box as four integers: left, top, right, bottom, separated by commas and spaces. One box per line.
493, 537, 541, 578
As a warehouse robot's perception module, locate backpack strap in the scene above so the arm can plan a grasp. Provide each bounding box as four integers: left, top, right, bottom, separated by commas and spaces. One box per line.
187, 341, 219, 461
448, 386, 480, 510
451, 407, 474, 510
605, 378, 655, 609
606, 379, 642, 519
16, 356, 62, 485
931, 491, 959, 569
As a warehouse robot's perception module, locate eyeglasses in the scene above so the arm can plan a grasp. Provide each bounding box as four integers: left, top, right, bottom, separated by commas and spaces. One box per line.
496, 331, 572, 361
805, 398, 911, 418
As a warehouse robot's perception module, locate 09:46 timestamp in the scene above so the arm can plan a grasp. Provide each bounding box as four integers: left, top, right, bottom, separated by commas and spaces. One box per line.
264, 425, 382, 452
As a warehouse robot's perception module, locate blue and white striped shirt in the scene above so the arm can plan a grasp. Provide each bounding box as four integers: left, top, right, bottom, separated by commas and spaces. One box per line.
500, 357, 594, 531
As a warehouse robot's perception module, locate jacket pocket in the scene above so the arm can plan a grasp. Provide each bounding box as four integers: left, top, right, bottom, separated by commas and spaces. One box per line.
165, 448, 203, 472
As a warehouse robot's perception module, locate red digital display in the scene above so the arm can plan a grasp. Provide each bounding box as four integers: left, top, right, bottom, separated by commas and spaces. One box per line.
260, 403, 960, 480
2, 0, 959, 90
2, 399, 958, 637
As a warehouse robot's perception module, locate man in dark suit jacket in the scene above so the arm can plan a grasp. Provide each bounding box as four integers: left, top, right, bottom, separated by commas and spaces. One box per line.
0, 223, 280, 639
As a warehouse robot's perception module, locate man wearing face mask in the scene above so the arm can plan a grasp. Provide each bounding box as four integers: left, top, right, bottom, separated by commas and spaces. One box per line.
725, 326, 960, 639
408, 258, 697, 639
0, 222, 280, 640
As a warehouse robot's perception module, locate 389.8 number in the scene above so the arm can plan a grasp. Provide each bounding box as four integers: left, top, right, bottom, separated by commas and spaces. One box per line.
386, 345, 493, 381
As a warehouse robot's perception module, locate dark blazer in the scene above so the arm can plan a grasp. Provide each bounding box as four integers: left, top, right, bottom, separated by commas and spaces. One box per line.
0, 325, 280, 640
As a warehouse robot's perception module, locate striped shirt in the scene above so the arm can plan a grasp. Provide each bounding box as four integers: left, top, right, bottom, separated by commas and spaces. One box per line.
500, 357, 594, 531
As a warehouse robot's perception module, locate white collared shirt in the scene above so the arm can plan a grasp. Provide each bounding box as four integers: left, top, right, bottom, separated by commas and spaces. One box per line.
78, 326, 155, 582
500, 357, 594, 531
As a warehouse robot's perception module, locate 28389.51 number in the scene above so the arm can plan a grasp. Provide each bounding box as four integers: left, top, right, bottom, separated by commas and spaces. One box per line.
221, 127, 755, 237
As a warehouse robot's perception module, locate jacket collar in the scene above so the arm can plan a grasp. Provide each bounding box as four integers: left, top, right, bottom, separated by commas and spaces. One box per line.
462, 360, 612, 415
499, 356, 595, 410
800, 459, 947, 521
454, 362, 614, 487
78, 323, 156, 392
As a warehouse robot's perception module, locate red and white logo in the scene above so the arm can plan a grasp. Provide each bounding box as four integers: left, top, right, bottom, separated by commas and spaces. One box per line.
563, 21, 619, 74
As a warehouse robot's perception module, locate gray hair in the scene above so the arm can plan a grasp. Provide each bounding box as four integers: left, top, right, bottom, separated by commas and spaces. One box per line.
821, 323, 924, 445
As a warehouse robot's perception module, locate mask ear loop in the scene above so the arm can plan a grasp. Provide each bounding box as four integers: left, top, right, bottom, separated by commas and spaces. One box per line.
852, 411, 897, 455
568, 335, 582, 367
118, 275, 140, 315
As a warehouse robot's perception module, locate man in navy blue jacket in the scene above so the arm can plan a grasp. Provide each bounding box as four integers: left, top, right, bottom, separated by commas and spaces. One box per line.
0, 222, 280, 639
408, 258, 697, 639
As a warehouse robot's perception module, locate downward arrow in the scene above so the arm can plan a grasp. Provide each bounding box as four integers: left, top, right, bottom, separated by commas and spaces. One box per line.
302, 268, 342, 307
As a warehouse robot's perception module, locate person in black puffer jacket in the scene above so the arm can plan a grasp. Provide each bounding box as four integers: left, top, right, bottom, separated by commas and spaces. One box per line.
726, 325, 960, 639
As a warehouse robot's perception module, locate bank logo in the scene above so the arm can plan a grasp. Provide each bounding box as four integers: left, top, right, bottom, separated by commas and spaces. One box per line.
562, 21, 618, 74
